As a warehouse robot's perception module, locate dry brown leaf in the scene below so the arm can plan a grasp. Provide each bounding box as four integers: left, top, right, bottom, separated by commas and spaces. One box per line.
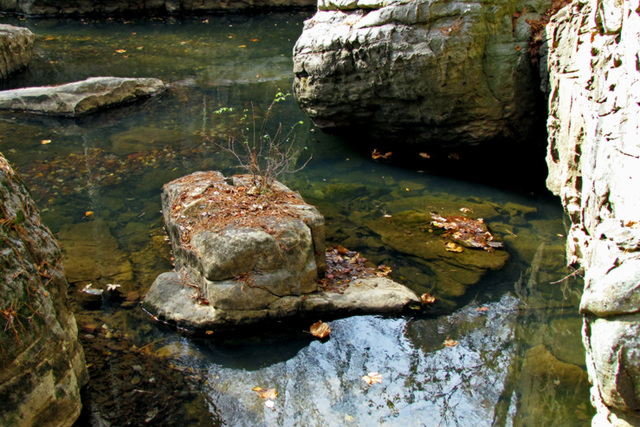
310, 320, 331, 339
444, 338, 459, 347
476, 306, 489, 312
421, 293, 436, 304
444, 242, 463, 253
362, 372, 383, 385
376, 265, 392, 277
253, 387, 278, 400
372, 149, 392, 160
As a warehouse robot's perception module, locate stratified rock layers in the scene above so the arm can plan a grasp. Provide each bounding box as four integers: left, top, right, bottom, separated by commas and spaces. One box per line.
0, 154, 88, 426
545, 1, 640, 425
293, 0, 551, 148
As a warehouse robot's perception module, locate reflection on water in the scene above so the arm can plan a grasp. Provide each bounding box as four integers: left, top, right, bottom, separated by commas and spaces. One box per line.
0, 12, 592, 425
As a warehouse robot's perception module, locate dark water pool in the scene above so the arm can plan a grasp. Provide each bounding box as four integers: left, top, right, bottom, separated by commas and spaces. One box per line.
0, 12, 592, 426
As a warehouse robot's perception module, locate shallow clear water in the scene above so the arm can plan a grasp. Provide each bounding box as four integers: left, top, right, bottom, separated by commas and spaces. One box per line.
0, 12, 592, 426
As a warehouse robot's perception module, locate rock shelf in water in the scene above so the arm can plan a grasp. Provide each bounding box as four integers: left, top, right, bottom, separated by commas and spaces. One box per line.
0, 76, 165, 116
143, 171, 421, 331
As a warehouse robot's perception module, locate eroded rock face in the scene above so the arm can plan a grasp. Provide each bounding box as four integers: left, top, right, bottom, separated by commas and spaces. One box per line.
144, 171, 420, 330
0, 154, 88, 426
0, 76, 166, 117
0, 25, 35, 79
0, 0, 315, 15
293, 0, 551, 148
545, 0, 640, 424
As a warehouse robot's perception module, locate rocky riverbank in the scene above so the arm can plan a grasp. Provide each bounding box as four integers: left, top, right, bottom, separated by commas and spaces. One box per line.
0, 154, 88, 426
545, 0, 640, 425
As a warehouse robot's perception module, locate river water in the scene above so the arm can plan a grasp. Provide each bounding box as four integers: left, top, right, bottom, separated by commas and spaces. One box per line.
0, 12, 592, 426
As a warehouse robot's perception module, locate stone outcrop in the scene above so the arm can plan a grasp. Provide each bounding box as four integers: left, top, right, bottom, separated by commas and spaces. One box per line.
0, 76, 166, 117
0, 154, 88, 426
292, 0, 551, 148
0, 0, 315, 15
0, 24, 34, 79
143, 171, 420, 330
545, 0, 640, 424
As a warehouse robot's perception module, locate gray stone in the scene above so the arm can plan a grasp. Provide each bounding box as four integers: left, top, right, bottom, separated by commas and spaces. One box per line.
0, 76, 166, 117
293, 0, 551, 147
545, 0, 640, 423
144, 170, 420, 330
0, 24, 34, 79
0, 154, 88, 426
581, 221, 640, 317
143, 271, 421, 330
160, 171, 324, 312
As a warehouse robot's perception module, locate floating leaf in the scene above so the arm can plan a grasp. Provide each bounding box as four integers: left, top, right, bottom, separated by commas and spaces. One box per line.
115, 49, 126, 53
371, 149, 392, 160
421, 293, 436, 304
238, 44, 247, 48
84, 211, 94, 218
444, 242, 463, 253
310, 320, 331, 339
250, 38, 259, 42
41, 139, 52, 145
444, 338, 459, 347
419, 152, 430, 159
362, 372, 383, 385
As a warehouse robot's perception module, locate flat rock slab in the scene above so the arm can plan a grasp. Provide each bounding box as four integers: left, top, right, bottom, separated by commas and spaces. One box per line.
144, 271, 421, 331
0, 76, 165, 116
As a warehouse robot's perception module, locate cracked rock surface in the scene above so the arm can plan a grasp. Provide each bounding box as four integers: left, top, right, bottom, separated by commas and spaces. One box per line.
293, 0, 551, 148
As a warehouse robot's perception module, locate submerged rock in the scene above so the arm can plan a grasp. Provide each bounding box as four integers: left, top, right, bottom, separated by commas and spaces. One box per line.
0, 76, 165, 117
293, 0, 550, 148
144, 171, 420, 331
0, 154, 88, 426
0, 25, 35, 79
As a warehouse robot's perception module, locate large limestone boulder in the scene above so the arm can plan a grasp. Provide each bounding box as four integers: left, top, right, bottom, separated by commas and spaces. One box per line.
545, 0, 640, 424
0, 25, 35, 79
144, 171, 420, 330
0, 154, 88, 426
0, 76, 166, 117
293, 0, 551, 148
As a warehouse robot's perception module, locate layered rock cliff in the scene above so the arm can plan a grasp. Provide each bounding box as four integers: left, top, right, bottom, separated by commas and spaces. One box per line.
545, 0, 640, 425
293, 0, 551, 149
0, 154, 88, 426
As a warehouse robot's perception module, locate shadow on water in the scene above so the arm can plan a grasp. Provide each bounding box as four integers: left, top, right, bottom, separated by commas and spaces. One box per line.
0, 11, 594, 426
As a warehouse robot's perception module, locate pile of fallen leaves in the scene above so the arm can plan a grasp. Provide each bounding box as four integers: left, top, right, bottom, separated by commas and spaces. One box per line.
168, 173, 304, 249
318, 245, 392, 293
430, 213, 503, 252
